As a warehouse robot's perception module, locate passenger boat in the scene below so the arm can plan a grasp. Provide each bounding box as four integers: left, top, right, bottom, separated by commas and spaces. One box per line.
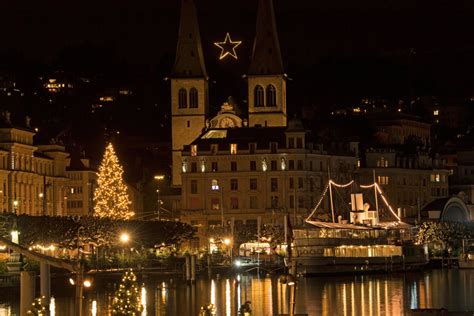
292, 179, 429, 275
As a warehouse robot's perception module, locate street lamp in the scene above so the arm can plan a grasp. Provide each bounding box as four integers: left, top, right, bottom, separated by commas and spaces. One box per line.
120, 233, 130, 244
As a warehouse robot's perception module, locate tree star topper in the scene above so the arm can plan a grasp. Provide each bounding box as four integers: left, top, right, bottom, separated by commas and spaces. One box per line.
214, 33, 242, 60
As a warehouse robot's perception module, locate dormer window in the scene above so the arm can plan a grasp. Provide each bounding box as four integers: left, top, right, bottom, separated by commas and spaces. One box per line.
249, 143, 256, 154
288, 138, 295, 149
270, 142, 278, 153
230, 144, 237, 155
191, 145, 197, 156
296, 138, 303, 149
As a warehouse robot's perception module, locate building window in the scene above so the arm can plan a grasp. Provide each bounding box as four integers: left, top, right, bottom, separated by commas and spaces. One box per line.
178, 88, 187, 108
298, 177, 303, 189
191, 145, 197, 156
270, 142, 278, 153
281, 158, 286, 170
266, 84, 276, 106
230, 143, 237, 155
271, 160, 277, 171
377, 157, 388, 167
249, 178, 257, 190
249, 196, 258, 209
298, 197, 305, 208
231, 161, 237, 171
189, 88, 198, 108
289, 177, 294, 189
201, 160, 206, 172
296, 138, 303, 149
191, 162, 197, 173
250, 161, 257, 171
190, 180, 198, 194
271, 196, 279, 208
230, 197, 239, 209
433, 109, 439, 116
288, 138, 295, 149
430, 174, 440, 183
211, 162, 218, 172
230, 179, 238, 191
254, 85, 264, 107
271, 178, 278, 192
289, 160, 294, 170
297, 160, 303, 170
289, 195, 295, 208
378, 176, 389, 185
249, 143, 256, 154
211, 179, 219, 190
211, 198, 220, 210
211, 144, 218, 155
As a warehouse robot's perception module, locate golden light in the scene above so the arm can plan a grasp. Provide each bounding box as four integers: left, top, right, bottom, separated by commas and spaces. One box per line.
83, 279, 92, 288
154, 175, 165, 180
209, 238, 215, 243
120, 233, 130, 243
224, 238, 231, 246
214, 32, 242, 60
69, 278, 75, 285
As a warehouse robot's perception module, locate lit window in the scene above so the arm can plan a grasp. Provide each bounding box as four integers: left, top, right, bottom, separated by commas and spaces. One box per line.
230, 144, 237, 155
211, 198, 220, 210
191, 145, 197, 156
433, 110, 439, 116
201, 160, 206, 172
211, 179, 220, 190
377, 176, 389, 185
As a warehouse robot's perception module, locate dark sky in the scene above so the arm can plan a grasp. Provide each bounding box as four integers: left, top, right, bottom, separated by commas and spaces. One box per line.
0, 0, 473, 99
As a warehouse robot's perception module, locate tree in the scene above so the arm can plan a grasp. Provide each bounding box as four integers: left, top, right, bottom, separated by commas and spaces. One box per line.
27, 296, 46, 315
94, 143, 134, 219
112, 270, 143, 315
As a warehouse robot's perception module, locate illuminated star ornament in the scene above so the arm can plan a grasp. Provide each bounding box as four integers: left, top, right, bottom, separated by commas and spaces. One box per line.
214, 32, 242, 60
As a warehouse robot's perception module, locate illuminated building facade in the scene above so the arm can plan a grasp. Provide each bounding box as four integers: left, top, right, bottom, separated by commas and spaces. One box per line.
357, 149, 450, 221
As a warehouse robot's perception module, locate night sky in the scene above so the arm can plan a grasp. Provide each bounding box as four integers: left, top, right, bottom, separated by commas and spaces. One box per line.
0, 0, 473, 101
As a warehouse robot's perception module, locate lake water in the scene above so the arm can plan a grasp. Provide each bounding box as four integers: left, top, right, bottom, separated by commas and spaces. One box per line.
1, 269, 474, 315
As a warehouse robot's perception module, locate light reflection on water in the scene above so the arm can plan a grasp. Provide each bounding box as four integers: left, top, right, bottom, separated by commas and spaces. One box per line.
1, 269, 474, 315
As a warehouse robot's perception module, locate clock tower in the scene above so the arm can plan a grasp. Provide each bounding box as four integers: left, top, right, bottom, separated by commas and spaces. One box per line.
247, 0, 287, 128
171, 0, 209, 186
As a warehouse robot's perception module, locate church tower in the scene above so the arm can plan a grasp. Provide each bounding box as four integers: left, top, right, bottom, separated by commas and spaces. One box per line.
247, 0, 287, 128
171, 0, 209, 186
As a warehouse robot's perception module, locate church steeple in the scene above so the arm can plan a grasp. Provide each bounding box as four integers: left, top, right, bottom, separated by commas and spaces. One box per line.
170, 0, 209, 186
247, 0, 287, 128
248, 0, 284, 75
172, 0, 207, 78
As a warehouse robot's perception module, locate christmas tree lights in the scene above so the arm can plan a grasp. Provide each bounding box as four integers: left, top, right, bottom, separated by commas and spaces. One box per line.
93, 143, 134, 220
27, 296, 46, 315
112, 269, 143, 315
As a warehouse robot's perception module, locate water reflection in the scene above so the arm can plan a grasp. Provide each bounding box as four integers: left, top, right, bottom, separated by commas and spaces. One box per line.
1, 270, 474, 315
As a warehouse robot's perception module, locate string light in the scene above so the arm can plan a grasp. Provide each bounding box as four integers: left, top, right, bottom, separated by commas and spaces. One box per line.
112, 270, 143, 315
306, 180, 401, 222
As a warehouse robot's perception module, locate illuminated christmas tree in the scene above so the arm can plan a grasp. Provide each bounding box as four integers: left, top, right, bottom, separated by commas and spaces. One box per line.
112, 270, 143, 315
27, 296, 46, 315
93, 143, 134, 220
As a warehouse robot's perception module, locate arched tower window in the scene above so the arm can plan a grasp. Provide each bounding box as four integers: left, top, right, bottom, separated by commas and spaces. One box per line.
254, 85, 264, 107
266, 84, 276, 106
178, 88, 187, 108
189, 88, 198, 108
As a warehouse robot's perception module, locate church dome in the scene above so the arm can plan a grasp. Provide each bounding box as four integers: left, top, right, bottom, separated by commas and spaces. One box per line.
287, 116, 305, 132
